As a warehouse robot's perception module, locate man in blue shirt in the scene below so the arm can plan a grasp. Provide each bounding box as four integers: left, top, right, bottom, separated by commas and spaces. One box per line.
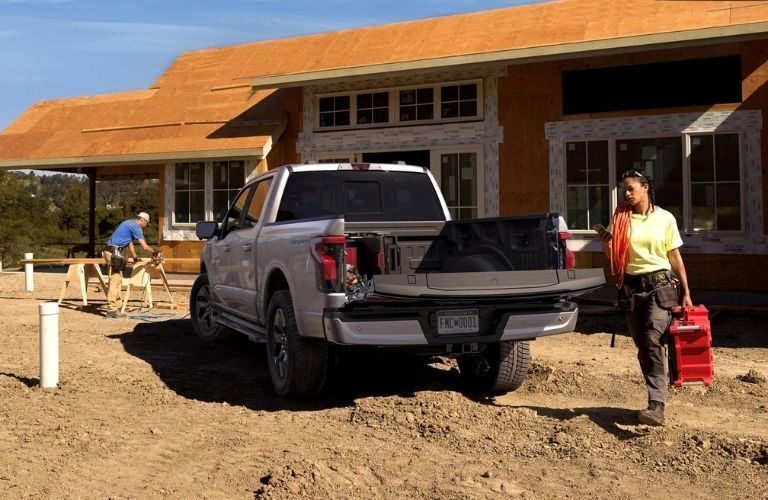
103, 212, 157, 317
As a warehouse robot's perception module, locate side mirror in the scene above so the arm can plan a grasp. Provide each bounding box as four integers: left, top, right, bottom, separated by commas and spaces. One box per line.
196, 221, 219, 240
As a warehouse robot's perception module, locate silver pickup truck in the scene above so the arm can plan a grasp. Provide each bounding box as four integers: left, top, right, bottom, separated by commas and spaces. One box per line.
191, 163, 604, 397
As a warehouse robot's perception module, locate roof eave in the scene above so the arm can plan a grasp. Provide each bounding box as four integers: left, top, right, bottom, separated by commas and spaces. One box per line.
250, 22, 768, 90
0, 147, 265, 171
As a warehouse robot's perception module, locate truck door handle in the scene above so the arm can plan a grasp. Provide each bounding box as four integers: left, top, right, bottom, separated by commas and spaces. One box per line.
223, 244, 230, 253
242, 244, 252, 253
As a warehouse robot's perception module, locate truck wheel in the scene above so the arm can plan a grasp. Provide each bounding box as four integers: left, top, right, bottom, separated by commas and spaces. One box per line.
190, 274, 230, 341
458, 340, 530, 395
266, 290, 328, 396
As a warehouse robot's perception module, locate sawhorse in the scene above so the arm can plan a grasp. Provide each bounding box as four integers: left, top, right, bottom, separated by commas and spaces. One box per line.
58, 263, 108, 306
120, 259, 176, 313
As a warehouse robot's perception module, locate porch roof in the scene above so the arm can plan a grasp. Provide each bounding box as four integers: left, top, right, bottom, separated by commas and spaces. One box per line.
0, 86, 286, 170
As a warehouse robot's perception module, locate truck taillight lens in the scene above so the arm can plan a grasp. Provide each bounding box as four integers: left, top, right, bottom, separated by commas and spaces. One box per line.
558, 231, 575, 269
310, 236, 346, 291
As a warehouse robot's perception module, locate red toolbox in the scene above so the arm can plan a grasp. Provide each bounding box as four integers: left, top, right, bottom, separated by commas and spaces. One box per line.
667, 305, 714, 387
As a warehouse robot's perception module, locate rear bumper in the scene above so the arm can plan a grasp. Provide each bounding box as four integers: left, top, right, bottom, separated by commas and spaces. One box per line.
323, 302, 578, 346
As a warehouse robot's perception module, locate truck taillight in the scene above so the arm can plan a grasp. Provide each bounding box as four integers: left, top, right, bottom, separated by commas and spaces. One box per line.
558, 231, 575, 269
310, 236, 346, 291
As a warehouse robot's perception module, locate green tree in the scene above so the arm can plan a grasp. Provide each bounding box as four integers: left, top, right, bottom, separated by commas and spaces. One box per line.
60, 183, 89, 237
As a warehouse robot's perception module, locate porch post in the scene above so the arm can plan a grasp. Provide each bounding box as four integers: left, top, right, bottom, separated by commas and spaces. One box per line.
85, 167, 97, 257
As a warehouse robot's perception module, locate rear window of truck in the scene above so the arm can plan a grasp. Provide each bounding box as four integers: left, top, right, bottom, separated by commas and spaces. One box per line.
276, 170, 445, 222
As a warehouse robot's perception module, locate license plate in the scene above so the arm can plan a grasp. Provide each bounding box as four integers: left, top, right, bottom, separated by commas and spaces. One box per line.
437, 309, 479, 335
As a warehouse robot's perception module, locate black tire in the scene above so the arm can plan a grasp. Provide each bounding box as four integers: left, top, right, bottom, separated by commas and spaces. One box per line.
189, 274, 230, 341
457, 340, 530, 395
265, 290, 328, 396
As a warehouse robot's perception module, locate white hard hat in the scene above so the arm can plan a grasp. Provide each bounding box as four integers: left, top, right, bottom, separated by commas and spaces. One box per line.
138, 212, 150, 223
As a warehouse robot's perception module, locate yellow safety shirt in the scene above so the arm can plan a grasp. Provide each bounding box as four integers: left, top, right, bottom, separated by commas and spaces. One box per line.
609, 206, 683, 275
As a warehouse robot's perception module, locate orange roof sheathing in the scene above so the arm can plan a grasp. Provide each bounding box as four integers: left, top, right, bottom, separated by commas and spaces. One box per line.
152, 0, 768, 90
0, 85, 285, 168
2, 0, 767, 169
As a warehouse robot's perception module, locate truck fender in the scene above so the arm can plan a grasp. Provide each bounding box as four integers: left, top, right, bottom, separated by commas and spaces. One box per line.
261, 264, 293, 320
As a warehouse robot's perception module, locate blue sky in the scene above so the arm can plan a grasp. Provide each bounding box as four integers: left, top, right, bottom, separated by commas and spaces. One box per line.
0, 0, 541, 131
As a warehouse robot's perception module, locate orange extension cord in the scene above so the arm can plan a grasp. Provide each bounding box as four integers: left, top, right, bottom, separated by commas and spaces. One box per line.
610, 202, 632, 288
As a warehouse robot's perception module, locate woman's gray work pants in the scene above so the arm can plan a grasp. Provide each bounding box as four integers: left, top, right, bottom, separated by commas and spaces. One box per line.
625, 289, 673, 404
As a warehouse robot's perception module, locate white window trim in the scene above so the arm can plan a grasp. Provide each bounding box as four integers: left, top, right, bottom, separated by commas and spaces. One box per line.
546, 110, 765, 255
315, 79, 484, 131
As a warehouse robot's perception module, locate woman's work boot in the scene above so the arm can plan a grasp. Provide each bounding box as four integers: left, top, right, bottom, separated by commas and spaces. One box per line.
638, 401, 665, 426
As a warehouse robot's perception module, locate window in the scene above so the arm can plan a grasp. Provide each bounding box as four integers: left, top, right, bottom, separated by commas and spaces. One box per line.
356, 92, 389, 125
276, 171, 444, 222
222, 186, 252, 233
616, 137, 683, 225
690, 134, 741, 231
564, 133, 742, 232
316, 80, 481, 129
441, 84, 478, 119
172, 159, 249, 226
400, 87, 434, 121
244, 179, 272, 229
319, 95, 351, 127
213, 160, 245, 222
565, 141, 609, 230
174, 162, 205, 224
438, 152, 479, 219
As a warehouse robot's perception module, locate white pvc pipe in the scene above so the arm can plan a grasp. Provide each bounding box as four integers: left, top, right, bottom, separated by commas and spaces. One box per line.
39, 302, 59, 389
24, 252, 33, 292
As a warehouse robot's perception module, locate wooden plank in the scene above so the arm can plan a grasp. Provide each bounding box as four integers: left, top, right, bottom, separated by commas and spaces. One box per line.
19, 257, 200, 265
21, 258, 105, 265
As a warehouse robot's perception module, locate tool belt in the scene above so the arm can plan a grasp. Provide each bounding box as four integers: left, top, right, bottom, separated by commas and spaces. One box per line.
619, 270, 680, 312
104, 245, 128, 273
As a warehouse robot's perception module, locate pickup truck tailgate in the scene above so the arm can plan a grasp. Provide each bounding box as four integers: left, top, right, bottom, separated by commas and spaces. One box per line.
371, 268, 605, 299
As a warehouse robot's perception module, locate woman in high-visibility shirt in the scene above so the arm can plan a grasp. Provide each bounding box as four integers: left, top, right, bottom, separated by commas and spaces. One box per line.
595, 169, 693, 426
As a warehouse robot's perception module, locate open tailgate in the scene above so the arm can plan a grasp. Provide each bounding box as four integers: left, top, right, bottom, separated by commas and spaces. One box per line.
371, 268, 605, 299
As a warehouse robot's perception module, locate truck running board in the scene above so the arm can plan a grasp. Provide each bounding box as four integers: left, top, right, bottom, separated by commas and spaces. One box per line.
216, 311, 267, 343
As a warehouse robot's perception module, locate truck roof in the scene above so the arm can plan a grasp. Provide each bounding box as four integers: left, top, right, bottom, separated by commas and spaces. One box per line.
284, 163, 430, 175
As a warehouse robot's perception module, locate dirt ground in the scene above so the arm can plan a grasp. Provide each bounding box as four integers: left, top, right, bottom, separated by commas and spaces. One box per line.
0, 271, 766, 499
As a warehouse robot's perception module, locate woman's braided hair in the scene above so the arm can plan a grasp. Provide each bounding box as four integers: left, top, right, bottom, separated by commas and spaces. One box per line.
611, 169, 657, 287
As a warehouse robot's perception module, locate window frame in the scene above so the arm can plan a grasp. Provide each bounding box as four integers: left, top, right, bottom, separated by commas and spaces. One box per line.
314, 79, 483, 131
562, 132, 744, 235
170, 158, 249, 228
212, 159, 246, 224
430, 146, 485, 219
242, 177, 274, 229
220, 184, 255, 237
686, 132, 744, 232
173, 161, 206, 226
